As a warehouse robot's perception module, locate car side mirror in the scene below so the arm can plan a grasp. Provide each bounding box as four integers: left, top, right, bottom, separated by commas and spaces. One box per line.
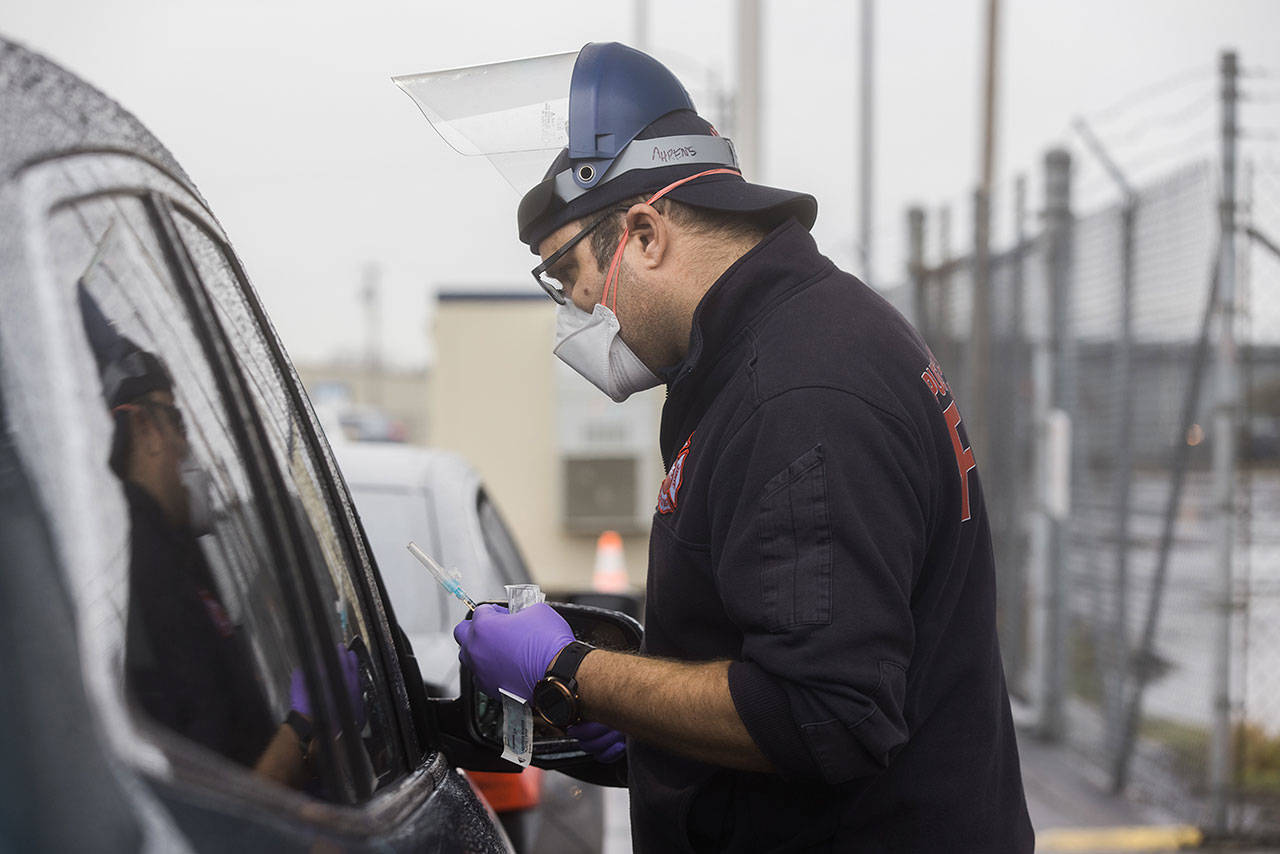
428, 601, 642, 787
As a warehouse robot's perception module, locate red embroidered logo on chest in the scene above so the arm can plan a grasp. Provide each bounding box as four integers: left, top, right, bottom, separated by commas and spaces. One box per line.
657, 434, 693, 515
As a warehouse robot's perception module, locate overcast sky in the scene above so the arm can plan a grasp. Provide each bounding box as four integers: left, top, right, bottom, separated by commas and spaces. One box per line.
6, 0, 1279, 366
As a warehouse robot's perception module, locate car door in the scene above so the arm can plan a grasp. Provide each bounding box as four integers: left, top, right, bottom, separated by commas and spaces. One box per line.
7, 149, 508, 852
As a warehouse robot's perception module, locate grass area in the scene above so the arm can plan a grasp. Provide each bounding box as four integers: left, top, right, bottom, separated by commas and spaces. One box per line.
1067, 621, 1280, 794
1235, 721, 1280, 793
1139, 717, 1280, 795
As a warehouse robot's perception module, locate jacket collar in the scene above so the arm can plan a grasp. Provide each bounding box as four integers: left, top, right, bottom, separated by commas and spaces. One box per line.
660, 218, 833, 458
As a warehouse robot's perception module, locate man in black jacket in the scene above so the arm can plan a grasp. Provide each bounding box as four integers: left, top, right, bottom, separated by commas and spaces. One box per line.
451, 42, 1033, 852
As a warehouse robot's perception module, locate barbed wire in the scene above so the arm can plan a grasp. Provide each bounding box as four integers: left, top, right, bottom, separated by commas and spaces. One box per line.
1092, 91, 1217, 152
1084, 66, 1215, 125
1242, 88, 1280, 105
1241, 129, 1280, 143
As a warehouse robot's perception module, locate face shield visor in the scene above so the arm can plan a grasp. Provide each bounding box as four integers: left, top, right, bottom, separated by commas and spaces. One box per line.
395, 43, 813, 256
392, 50, 578, 195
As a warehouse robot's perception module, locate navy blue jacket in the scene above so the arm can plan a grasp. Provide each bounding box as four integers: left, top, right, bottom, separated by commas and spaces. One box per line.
628, 220, 1033, 852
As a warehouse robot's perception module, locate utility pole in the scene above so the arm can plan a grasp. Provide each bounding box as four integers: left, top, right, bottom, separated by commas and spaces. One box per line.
1209, 48, 1240, 835
1006, 173, 1028, 696
858, 0, 876, 279
633, 0, 649, 52
361, 262, 383, 407
969, 0, 1001, 465
908, 206, 927, 339
735, 0, 762, 180
938, 204, 954, 369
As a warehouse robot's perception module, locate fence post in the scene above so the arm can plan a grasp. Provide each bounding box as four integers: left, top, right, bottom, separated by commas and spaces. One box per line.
1209, 48, 1240, 835
937, 204, 955, 373
908, 206, 928, 340
970, 188, 993, 465
1106, 196, 1137, 760
1039, 148, 1074, 742
1005, 174, 1029, 696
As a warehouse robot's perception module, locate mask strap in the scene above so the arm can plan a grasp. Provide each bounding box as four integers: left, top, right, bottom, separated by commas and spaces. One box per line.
600, 167, 742, 313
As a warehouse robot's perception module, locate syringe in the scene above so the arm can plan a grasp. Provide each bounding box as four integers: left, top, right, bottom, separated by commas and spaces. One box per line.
407, 542, 478, 612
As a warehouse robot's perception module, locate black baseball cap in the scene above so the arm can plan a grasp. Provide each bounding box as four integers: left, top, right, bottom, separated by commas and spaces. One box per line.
518, 110, 818, 253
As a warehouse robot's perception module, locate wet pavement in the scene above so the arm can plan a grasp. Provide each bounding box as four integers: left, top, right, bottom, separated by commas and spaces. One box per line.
594, 722, 1226, 853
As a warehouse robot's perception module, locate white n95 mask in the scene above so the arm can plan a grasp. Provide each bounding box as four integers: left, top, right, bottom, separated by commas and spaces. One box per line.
553, 302, 661, 402
179, 454, 216, 537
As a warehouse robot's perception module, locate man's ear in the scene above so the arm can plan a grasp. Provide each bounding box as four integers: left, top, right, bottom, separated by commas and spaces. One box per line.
625, 203, 668, 270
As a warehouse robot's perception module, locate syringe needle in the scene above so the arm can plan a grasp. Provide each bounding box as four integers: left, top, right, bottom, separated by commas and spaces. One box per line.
407, 542, 477, 611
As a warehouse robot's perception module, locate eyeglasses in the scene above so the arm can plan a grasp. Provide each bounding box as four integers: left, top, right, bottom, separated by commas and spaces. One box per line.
147, 400, 187, 437
530, 206, 628, 305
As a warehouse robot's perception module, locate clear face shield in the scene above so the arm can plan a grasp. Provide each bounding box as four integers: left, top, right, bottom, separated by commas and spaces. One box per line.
392, 50, 578, 196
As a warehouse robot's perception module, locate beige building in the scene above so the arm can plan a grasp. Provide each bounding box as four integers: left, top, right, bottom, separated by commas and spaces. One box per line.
429, 291, 665, 593
295, 360, 431, 445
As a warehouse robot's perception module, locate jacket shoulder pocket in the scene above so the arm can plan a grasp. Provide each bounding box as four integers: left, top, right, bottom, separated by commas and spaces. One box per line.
757, 444, 831, 631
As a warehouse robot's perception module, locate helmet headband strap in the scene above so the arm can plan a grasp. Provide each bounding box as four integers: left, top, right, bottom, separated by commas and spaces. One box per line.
601, 167, 742, 312
554, 135, 739, 205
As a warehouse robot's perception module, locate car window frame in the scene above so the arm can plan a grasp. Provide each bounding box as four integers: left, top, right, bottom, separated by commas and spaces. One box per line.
37, 184, 361, 792
16, 150, 449, 832
159, 200, 432, 766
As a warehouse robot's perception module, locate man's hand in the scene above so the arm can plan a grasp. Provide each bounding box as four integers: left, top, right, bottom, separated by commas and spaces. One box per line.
452, 603, 576, 701
289, 645, 365, 729
568, 721, 626, 763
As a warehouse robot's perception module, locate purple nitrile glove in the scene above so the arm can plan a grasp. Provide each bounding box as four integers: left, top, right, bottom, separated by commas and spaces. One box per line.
567, 721, 626, 764
452, 603, 576, 702
289, 645, 366, 729
289, 666, 312, 717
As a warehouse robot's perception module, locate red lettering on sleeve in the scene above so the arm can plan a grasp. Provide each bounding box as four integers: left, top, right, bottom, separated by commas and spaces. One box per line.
943, 402, 976, 522
921, 369, 940, 397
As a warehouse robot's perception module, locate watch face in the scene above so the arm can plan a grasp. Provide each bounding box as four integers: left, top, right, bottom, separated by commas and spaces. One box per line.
534, 679, 575, 728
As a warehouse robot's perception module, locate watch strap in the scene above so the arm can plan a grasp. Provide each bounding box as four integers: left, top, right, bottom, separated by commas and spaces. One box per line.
285, 709, 314, 751
546, 640, 594, 682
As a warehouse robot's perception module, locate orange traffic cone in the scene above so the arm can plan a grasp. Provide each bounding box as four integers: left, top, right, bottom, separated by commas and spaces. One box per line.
592, 530, 630, 593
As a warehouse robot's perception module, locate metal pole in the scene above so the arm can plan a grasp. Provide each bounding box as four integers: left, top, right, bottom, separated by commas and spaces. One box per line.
969, 0, 1001, 465
1109, 199, 1136, 759
1040, 148, 1073, 742
735, 0, 762, 180
970, 187, 989, 443
361, 262, 383, 407
908, 207, 927, 338
1006, 173, 1029, 696
858, 0, 875, 279
1111, 243, 1221, 793
1070, 115, 1140, 758
1209, 48, 1239, 835
633, 0, 649, 52
938, 204, 954, 371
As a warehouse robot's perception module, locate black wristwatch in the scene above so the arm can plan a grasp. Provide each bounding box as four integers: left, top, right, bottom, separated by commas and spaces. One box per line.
285, 710, 315, 757
533, 640, 595, 729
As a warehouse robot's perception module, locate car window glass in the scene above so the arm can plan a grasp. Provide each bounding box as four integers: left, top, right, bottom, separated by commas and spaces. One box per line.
29, 195, 333, 794
173, 212, 406, 791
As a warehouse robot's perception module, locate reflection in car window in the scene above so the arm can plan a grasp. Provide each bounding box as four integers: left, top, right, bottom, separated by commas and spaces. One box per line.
39, 196, 325, 793
173, 212, 406, 793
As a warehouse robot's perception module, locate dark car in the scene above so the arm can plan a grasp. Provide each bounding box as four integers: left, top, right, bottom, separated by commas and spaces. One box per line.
0, 36, 626, 852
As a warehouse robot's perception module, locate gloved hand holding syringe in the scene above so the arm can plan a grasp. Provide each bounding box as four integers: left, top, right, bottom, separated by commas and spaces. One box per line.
407, 541, 537, 767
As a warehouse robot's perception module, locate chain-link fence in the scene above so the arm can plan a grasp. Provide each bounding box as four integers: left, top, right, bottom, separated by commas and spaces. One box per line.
904, 112, 1280, 835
